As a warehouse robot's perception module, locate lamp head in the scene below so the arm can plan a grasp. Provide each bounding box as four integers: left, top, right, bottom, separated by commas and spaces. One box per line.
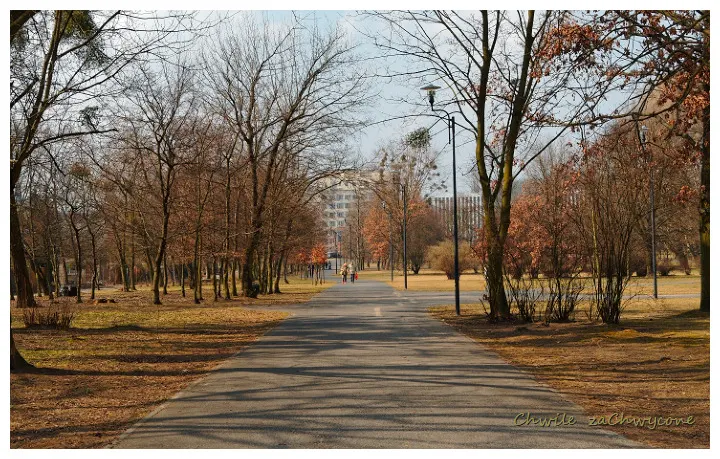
420, 84, 441, 110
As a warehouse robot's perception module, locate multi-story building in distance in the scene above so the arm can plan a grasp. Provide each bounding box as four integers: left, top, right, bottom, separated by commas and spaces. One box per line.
318, 170, 379, 260
429, 194, 483, 242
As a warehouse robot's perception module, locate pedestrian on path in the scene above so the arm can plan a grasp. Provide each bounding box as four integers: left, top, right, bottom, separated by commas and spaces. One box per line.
341, 263, 348, 284
349, 263, 356, 283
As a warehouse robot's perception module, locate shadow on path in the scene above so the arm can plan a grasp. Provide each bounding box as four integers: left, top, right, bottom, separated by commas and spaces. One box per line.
113, 280, 640, 448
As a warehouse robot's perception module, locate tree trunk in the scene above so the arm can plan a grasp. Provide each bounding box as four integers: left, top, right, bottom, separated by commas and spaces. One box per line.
71, 221, 83, 304
181, 262, 186, 297
11, 332, 32, 371
130, 232, 137, 290
699, 104, 709, 313
274, 252, 284, 293
241, 198, 265, 297
116, 237, 130, 292
265, 242, 273, 295
51, 245, 60, 298
193, 230, 202, 304
151, 201, 170, 304
90, 230, 98, 300
241, 246, 258, 298
212, 256, 219, 301
10, 192, 36, 308
231, 259, 238, 296
486, 240, 510, 319
162, 253, 169, 295
223, 258, 230, 300
224, 156, 232, 300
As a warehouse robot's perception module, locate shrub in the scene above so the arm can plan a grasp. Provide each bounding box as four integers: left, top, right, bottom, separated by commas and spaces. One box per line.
505, 276, 543, 322
657, 263, 671, 276
427, 240, 474, 280
23, 304, 75, 329
545, 276, 584, 322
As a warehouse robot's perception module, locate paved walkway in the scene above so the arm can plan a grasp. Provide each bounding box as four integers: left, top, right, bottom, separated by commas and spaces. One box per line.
113, 279, 639, 448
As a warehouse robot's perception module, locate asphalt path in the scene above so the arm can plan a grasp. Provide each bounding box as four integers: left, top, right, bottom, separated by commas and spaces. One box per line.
113, 278, 640, 448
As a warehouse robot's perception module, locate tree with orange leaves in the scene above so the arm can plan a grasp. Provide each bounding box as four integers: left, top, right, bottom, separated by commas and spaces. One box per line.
546, 10, 709, 312
310, 244, 328, 285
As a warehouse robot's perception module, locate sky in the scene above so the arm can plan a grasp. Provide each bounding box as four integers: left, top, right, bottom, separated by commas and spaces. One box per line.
255, 10, 482, 193
250, 8, 646, 195
188, 9, 476, 192
9, 2, 717, 197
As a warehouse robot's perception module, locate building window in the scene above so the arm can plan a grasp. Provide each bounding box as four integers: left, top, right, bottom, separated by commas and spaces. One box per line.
337, 212, 344, 218
330, 221, 336, 227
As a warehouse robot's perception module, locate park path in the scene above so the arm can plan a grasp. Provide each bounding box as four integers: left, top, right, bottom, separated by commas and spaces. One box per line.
112, 279, 639, 448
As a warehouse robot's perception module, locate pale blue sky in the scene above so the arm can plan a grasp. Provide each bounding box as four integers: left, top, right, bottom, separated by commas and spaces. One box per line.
193, 8, 663, 195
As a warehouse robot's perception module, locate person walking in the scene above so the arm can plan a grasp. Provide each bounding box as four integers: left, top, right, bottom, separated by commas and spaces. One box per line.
341, 263, 348, 284
349, 263, 356, 283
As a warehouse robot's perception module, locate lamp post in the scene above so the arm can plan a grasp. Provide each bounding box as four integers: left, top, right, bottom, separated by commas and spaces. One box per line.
638, 123, 658, 299
421, 84, 460, 316
334, 230, 339, 275
402, 184, 408, 290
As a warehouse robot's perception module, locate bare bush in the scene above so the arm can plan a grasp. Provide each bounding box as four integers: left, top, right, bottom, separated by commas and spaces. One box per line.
545, 276, 584, 322
657, 263, 671, 276
23, 305, 75, 329
505, 276, 544, 323
428, 240, 474, 280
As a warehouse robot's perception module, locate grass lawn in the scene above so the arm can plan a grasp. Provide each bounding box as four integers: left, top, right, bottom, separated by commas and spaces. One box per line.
367, 267, 701, 297
429, 297, 709, 448
10, 277, 332, 448
360, 269, 488, 291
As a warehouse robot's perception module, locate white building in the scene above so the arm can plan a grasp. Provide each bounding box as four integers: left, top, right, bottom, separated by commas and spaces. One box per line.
430, 194, 483, 242
322, 184, 358, 230
318, 171, 379, 257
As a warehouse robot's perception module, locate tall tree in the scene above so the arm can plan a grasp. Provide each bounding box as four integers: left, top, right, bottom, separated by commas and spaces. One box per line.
121, 62, 199, 305
203, 15, 367, 297
547, 10, 709, 311
10, 10, 198, 369
369, 11, 608, 318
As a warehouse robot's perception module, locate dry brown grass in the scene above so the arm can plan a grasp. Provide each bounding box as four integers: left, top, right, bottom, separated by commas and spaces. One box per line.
10, 278, 330, 449
359, 269, 487, 291
429, 297, 709, 448
368, 268, 700, 297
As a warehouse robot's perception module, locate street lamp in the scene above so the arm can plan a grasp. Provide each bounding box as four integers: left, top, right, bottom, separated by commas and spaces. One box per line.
402, 184, 408, 290
421, 83, 460, 316
637, 123, 658, 299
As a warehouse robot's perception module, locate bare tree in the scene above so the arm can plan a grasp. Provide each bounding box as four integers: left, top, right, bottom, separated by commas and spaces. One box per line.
368, 11, 610, 318
119, 61, 199, 305
203, 15, 367, 297
10, 10, 201, 369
